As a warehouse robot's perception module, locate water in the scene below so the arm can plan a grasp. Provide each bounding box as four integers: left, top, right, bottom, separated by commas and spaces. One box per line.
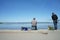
0, 22, 60, 30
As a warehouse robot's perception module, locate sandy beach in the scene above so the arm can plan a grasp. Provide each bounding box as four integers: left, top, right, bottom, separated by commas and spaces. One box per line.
0, 30, 60, 40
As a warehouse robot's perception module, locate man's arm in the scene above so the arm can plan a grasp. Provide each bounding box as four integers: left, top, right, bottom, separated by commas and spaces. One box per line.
56, 15, 58, 20
51, 16, 53, 20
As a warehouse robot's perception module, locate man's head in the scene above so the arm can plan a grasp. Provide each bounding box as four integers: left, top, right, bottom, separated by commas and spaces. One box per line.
33, 18, 36, 20
52, 12, 55, 15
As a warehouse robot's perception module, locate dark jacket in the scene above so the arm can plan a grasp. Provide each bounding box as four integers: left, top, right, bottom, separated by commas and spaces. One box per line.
52, 14, 58, 23
52, 14, 58, 20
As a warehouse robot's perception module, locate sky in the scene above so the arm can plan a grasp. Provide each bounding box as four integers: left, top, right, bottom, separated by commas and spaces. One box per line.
0, 0, 60, 22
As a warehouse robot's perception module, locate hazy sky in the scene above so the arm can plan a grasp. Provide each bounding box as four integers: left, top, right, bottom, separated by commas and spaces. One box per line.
0, 0, 60, 22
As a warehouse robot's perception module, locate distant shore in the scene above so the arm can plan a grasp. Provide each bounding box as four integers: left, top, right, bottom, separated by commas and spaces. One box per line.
0, 22, 54, 24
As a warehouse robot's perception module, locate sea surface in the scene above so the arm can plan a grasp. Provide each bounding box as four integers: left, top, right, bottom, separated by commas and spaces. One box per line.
0, 22, 60, 30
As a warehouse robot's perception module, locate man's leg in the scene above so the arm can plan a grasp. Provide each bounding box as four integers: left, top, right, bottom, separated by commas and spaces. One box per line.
54, 23, 57, 30
35, 26, 37, 30
32, 26, 35, 30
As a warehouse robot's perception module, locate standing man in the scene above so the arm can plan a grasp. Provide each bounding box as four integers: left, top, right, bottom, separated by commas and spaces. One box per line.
31, 18, 37, 30
51, 12, 58, 30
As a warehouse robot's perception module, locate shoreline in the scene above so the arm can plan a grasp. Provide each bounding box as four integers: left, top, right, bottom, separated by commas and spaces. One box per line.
0, 29, 59, 34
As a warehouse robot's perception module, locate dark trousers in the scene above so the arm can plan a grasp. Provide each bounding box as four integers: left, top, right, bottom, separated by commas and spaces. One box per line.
53, 21, 57, 30
32, 26, 37, 30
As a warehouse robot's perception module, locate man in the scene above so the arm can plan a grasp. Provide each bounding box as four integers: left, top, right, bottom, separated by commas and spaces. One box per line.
51, 12, 58, 30
31, 18, 37, 30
